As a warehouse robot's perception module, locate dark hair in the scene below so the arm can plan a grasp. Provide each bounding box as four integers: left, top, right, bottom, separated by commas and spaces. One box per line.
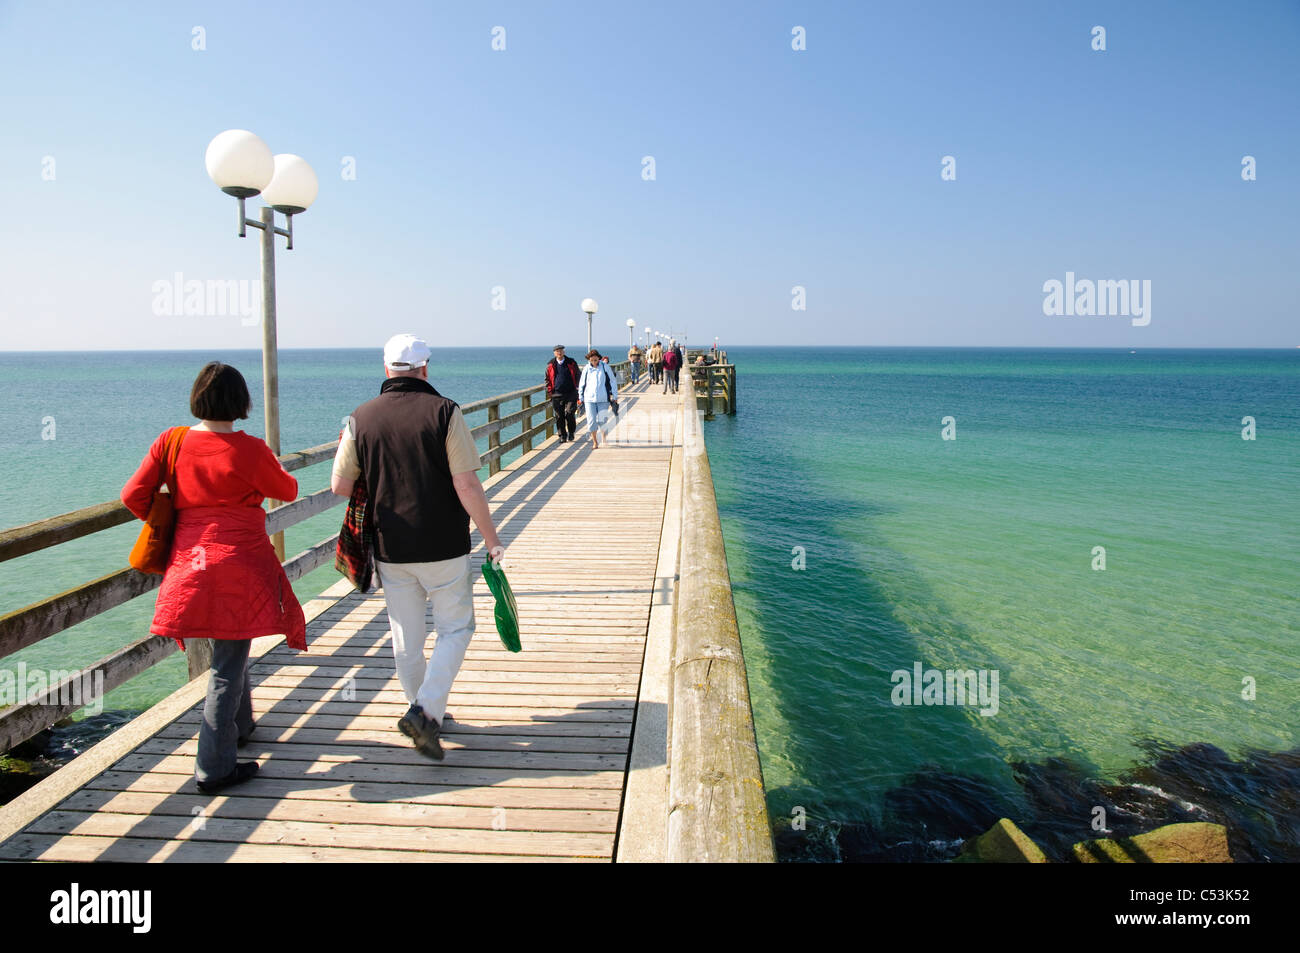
190, 362, 251, 421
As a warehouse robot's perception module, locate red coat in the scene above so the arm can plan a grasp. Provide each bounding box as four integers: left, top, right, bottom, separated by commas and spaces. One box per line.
122, 428, 307, 650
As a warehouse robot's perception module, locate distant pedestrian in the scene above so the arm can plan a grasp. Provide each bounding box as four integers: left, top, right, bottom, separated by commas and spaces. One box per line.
647, 341, 664, 384
121, 361, 306, 795
545, 344, 581, 443
627, 343, 644, 384
578, 348, 619, 448
662, 341, 680, 394
331, 334, 506, 761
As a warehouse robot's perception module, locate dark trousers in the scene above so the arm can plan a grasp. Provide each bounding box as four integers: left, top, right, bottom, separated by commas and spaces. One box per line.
552, 394, 577, 439
195, 638, 254, 783
650, 362, 663, 383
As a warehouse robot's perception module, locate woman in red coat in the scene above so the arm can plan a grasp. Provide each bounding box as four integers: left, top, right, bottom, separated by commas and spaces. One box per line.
122, 362, 306, 794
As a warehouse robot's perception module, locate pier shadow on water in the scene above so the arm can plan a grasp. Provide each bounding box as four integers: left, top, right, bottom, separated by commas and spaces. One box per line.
714, 445, 1089, 859
710, 421, 1299, 863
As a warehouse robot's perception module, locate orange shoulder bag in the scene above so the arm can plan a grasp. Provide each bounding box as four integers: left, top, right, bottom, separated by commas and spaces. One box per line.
128, 426, 190, 575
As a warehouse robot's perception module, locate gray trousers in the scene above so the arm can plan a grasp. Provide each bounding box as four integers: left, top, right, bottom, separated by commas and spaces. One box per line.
195, 639, 254, 783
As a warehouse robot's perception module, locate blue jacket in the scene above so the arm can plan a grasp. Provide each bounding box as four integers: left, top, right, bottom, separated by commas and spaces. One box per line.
578, 361, 618, 405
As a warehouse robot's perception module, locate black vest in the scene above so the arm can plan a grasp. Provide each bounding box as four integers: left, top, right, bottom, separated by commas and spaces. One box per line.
553, 358, 577, 396
350, 377, 471, 563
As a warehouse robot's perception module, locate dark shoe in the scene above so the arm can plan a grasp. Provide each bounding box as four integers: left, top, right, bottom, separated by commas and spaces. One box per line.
398, 703, 444, 761
197, 760, 259, 794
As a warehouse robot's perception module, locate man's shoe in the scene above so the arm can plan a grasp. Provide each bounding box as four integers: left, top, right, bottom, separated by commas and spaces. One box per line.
197, 761, 259, 794
398, 703, 445, 761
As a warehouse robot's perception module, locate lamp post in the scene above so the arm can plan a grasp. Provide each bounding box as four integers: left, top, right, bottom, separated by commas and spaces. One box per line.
644, 326, 651, 350
205, 129, 318, 560
581, 298, 599, 354
625, 318, 636, 349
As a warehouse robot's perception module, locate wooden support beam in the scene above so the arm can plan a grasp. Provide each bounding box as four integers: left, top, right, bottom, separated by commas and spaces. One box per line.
668, 402, 773, 862
521, 393, 534, 454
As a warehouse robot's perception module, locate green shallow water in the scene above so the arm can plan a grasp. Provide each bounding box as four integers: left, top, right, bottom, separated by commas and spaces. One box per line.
704, 348, 1299, 841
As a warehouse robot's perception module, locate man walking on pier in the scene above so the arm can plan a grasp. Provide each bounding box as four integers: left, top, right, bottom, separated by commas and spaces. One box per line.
331, 334, 506, 761
627, 342, 644, 385
647, 340, 664, 385
545, 344, 581, 443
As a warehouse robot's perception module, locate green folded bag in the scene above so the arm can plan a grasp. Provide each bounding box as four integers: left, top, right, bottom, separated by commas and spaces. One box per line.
482, 560, 521, 653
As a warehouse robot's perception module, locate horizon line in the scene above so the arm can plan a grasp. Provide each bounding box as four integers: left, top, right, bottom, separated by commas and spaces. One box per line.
3, 344, 1299, 354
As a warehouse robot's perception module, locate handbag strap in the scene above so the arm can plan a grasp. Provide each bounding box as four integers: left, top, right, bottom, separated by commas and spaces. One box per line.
162, 426, 190, 491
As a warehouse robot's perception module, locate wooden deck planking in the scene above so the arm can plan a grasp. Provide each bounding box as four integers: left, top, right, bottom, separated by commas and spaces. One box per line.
0, 383, 679, 863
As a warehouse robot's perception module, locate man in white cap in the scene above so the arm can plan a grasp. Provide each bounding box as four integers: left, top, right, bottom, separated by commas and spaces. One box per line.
331, 334, 505, 760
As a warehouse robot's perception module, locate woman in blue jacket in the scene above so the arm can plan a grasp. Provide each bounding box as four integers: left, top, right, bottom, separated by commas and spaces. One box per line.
577, 349, 619, 449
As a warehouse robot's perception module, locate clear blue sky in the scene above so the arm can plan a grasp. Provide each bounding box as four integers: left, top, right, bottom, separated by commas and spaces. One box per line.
1, 0, 1296, 349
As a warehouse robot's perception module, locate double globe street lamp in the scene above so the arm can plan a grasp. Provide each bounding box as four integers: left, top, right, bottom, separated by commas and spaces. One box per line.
204, 128, 318, 558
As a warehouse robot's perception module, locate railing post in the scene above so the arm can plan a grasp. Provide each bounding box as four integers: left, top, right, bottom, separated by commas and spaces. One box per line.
545, 388, 555, 439
487, 403, 501, 476
704, 368, 715, 420
521, 392, 533, 454
186, 638, 213, 681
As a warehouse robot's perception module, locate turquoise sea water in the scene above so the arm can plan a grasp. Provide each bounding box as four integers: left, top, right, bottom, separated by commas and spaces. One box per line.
704, 348, 1299, 860
2, 347, 1297, 859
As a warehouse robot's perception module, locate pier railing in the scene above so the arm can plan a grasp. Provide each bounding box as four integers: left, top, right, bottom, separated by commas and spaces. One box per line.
667, 363, 773, 861
463, 358, 629, 477
0, 360, 631, 755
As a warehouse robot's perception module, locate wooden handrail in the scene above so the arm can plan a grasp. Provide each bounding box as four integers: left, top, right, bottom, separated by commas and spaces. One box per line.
0, 634, 177, 754
277, 441, 341, 473
0, 567, 159, 661
264, 487, 342, 537
460, 383, 547, 416
0, 441, 341, 567
0, 531, 342, 752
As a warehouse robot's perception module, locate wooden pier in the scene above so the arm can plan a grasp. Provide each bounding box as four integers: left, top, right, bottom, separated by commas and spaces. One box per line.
0, 363, 771, 862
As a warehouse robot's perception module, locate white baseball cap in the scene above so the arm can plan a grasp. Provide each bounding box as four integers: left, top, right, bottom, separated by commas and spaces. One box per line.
384, 333, 431, 370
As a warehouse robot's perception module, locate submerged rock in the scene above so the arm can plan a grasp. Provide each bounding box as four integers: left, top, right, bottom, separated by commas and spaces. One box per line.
954, 818, 1048, 863
1072, 822, 1232, 863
